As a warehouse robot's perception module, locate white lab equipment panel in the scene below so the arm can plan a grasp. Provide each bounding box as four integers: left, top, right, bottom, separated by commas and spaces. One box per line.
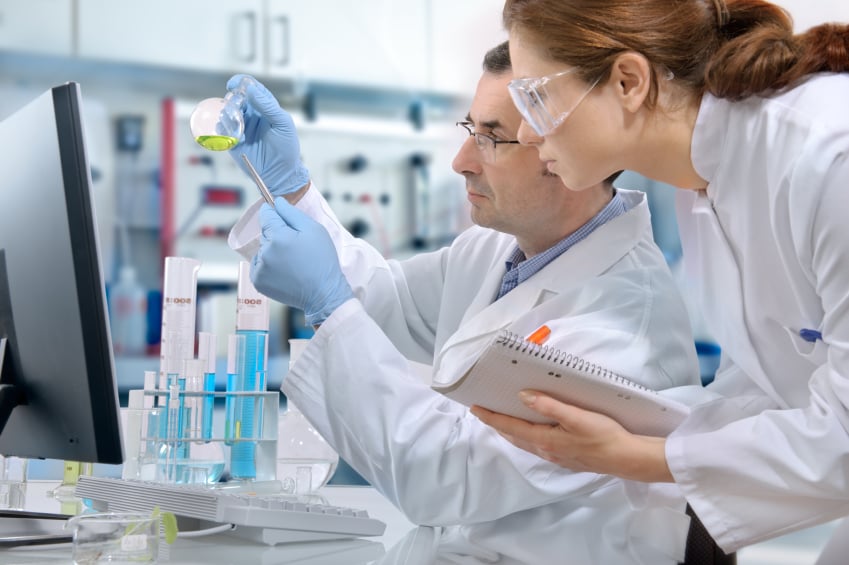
77, 0, 266, 75
0, 0, 73, 56
162, 98, 466, 282
162, 99, 255, 283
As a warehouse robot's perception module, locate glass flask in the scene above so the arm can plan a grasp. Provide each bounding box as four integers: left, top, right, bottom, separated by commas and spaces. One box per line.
189, 76, 255, 151
276, 400, 339, 495
277, 339, 339, 494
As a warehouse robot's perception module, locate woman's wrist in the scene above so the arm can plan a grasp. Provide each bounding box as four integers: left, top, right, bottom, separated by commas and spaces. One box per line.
620, 435, 674, 482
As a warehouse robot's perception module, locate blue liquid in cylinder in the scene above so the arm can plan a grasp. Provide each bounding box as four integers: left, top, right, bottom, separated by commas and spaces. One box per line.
229, 331, 267, 479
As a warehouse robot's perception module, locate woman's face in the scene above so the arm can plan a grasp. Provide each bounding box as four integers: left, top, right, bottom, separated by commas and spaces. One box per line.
508, 32, 625, 191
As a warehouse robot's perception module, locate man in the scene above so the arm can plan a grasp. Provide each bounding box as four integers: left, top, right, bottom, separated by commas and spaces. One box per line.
228, 42, 700, 564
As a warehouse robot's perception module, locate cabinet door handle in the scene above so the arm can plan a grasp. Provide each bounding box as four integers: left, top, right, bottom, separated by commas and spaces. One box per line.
232, 11, 257, 63
273, 15, 290, 67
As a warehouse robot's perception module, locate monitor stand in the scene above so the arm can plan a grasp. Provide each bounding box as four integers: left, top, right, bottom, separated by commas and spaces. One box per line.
0, 338, 74, 547
0, 338, 23, 435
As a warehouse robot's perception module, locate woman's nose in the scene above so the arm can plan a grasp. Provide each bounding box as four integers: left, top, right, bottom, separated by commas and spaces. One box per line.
517, 120, 543, 146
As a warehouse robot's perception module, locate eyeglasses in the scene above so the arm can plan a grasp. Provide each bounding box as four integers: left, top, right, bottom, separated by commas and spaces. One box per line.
456, 121, 520, 162
508, 69, 600, 136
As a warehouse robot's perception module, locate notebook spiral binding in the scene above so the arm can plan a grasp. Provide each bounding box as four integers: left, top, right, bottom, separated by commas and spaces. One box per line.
496, 330, 656, 394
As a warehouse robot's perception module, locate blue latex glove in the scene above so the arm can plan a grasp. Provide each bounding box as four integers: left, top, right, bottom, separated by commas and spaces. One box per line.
226, 74, 310, 196
253, 198, 353, 326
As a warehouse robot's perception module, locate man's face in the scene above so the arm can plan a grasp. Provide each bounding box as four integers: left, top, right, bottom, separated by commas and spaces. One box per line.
452, 72, 579, 248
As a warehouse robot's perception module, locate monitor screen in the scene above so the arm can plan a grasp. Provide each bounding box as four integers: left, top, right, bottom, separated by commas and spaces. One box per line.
0, 82, 123, 464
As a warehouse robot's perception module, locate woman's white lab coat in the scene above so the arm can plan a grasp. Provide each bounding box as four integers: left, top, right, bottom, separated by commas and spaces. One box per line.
231, 188, 701, 563
666, 73, 849, 553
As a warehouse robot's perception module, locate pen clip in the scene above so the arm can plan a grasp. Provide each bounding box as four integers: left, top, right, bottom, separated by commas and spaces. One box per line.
241, 154, 276, 206
799, 328, 822, 343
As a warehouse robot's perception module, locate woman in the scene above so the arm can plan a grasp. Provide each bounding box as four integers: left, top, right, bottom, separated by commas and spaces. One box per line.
472, 0, 849, 555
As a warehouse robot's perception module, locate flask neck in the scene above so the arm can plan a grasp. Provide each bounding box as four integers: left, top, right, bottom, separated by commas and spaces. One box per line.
223, 76, 256, 110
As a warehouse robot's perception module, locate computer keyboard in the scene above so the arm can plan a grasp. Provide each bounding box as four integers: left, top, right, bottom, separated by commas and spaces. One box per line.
75, 476, 386, 545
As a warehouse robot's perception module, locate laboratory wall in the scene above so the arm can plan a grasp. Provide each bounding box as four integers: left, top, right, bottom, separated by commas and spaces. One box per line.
0, 0, 506, 372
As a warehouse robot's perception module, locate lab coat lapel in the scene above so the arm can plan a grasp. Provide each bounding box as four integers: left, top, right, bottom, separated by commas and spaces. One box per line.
677, 191, 786, 406
437, 191, 650, 370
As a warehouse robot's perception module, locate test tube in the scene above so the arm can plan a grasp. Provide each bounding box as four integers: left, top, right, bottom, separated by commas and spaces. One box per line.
197, 332, 217, 441
224, 334, 239, 446
140, 371, 158, 480
182, 359, 204, 442
164, 384, 181, 483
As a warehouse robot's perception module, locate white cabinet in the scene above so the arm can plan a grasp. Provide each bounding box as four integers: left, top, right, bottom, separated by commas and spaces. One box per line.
264, 0, 429, 90
0, 0, 73, 56
428, 0, 507, 97
77, 0, 429, 90
77, 0, 266, 75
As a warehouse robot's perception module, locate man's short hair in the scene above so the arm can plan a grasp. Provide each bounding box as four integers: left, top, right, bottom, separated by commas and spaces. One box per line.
483, 41, 511, 74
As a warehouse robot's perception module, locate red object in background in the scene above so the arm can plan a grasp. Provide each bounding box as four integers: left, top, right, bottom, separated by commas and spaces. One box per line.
161, 98, 176, 259
202, 186, 244, 206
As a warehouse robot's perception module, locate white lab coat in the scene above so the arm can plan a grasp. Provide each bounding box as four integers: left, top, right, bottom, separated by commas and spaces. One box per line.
231, 187, 701, 563
665, 73, 849, 553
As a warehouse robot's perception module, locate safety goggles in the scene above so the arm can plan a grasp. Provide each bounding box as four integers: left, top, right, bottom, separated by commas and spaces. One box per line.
508, 69, 600, 136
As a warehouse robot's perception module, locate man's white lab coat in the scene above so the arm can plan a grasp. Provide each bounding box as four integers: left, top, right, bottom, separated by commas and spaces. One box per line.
231, 187, 701, 563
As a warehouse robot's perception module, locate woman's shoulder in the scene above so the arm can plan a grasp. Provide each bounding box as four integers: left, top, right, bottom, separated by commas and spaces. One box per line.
772, 73, 849, 117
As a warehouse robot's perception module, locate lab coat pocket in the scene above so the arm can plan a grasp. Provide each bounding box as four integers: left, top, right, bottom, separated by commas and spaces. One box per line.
781, 325, 827, 365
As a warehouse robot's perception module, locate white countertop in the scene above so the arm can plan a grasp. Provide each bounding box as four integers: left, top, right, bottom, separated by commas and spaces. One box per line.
0, 481, 839, 564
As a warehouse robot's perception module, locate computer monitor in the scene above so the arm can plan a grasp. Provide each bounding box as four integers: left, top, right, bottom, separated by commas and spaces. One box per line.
0, 82, 123, 465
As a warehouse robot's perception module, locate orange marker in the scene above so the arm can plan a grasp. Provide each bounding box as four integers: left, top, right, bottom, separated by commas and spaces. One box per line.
526, 325, 551, 345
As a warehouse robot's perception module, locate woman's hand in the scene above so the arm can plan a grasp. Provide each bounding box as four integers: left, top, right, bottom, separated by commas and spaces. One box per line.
471, 391, 674, 482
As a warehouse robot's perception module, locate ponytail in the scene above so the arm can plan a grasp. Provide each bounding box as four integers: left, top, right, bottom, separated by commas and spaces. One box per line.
706, 1, 849, 100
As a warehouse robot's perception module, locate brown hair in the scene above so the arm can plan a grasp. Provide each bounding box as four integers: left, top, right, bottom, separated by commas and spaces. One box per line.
503, 0, 849, 103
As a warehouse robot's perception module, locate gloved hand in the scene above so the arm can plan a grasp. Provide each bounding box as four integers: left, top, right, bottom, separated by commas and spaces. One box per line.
252, 198, 353, 326
227, 74, 310, 196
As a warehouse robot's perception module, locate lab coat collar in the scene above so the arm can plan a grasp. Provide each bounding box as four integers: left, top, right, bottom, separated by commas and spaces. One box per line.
691, 93, 727, 185
436, 190, 651, 368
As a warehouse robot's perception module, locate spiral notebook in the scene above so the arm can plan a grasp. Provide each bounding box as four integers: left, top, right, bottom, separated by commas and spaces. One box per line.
433, 330, 690, 436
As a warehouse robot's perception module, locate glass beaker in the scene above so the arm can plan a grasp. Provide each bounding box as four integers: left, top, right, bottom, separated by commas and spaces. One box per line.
189, 75, 255, 151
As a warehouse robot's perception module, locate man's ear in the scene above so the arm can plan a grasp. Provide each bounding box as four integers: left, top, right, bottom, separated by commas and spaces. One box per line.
607, 52, 652, 113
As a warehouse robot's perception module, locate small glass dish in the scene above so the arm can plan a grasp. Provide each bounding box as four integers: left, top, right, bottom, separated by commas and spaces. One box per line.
69, 512, 160, 564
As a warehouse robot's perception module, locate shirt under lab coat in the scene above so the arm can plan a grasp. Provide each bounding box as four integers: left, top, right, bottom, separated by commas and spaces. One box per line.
666, 73, 849, 553
230, 187, 701, 563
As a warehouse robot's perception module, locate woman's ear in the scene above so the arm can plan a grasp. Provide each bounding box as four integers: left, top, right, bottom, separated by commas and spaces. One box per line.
607, 52, 652, 113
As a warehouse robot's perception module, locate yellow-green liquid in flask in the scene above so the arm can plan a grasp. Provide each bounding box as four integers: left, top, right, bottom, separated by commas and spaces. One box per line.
195, 135, 238, 151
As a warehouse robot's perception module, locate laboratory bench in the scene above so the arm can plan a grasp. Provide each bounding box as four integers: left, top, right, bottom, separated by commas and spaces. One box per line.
0, 481, 839, 564
104, 357, 841, 563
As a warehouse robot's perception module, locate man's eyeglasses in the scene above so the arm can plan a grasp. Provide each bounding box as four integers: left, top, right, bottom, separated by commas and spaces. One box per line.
456, 121, 520, 162
508, 69, 600, 136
